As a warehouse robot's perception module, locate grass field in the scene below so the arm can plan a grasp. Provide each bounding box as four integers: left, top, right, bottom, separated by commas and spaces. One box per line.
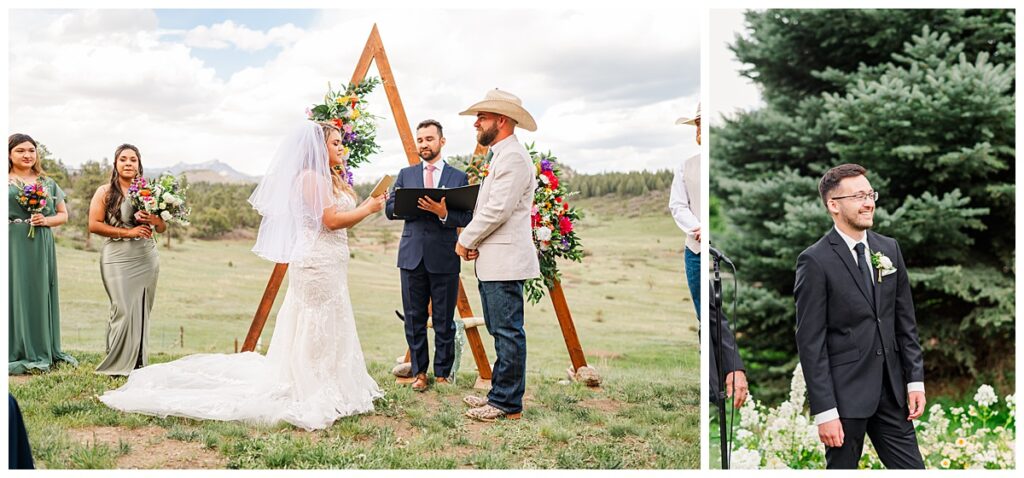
9, 192, 700, 469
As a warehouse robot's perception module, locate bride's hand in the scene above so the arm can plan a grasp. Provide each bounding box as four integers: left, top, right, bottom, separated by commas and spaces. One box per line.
361, 194, 386, 214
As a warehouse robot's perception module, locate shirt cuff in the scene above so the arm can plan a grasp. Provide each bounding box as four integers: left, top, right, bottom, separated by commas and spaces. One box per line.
439, 214, 447, 223
813, 408, 840, 425
907, 382, 925, 393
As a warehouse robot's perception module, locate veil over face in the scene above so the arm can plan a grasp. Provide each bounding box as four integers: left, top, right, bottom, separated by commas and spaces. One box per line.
249, 121, 335, 264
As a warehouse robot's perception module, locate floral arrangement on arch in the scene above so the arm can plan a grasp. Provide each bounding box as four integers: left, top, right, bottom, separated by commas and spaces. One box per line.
466, 143, 584, 304
727, 364, 1015, 470
306, 77, 381, 185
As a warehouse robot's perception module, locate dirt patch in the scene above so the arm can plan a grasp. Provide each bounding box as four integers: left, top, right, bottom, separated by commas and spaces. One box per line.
67, 426, 227, 469
8, 375, 32, 385
581, 397, 624, 414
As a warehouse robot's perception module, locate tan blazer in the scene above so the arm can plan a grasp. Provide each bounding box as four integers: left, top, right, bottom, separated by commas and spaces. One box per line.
458, 135, 541, 282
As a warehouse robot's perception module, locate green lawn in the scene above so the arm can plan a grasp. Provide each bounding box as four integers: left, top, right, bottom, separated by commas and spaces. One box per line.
10, 192, 700, 469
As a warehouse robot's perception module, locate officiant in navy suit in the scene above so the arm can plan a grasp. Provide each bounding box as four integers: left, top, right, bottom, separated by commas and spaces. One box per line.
385, 119, 473, 392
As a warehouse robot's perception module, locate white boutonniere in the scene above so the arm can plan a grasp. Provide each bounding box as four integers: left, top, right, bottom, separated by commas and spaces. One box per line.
870, 251, 897, 282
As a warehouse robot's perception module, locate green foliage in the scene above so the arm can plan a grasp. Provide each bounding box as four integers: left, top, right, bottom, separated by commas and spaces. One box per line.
185, 182, 261, 239
37, 143, 70, 185
713, 9, 1015, 404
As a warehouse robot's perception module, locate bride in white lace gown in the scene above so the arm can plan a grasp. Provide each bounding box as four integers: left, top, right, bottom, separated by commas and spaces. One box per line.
100, 122, 385, 431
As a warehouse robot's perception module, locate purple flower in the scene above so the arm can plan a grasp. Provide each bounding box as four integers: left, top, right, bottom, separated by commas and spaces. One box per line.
540, 159, 553, 172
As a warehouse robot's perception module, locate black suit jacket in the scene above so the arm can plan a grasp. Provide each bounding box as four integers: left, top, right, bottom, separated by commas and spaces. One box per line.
709, 278, 745, 402
794, 228, 925, 419
385, 162, 473, 274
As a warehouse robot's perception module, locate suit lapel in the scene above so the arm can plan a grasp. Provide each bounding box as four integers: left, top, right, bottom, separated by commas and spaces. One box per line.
412, 163, 425, 188
437, 162, 453, 188
867, 232, 883, 317
827, 229, 875, 312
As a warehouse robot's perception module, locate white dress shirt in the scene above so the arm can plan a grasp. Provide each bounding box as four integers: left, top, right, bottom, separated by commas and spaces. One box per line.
669, 153, 700, 253
814, 226, 925, 425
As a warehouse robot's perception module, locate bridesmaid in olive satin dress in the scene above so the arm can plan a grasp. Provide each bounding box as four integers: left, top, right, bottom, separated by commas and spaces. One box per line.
88, 144, 166, 376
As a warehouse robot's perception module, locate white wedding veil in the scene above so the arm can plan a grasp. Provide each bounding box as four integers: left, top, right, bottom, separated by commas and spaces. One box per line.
249, 121, 334, 263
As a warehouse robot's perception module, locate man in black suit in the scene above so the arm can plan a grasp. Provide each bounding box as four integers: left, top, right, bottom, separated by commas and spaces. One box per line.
794, 163, 926, 469
385, 119, 473, 392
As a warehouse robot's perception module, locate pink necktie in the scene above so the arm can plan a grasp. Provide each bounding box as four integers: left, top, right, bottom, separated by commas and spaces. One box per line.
425, 164, 436, 188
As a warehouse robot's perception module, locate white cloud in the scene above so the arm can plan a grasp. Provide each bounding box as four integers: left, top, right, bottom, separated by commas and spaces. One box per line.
183, 20, 304, 51
9, 8, 701, 180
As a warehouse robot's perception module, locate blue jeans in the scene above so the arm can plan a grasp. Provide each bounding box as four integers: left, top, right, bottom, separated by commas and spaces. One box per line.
478, 280, 527, 414
685, 248, 701, 320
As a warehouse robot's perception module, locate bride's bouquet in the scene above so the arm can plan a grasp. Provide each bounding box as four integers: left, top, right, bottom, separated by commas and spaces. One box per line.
126, 173, 191, 228
16, 179, 48, 238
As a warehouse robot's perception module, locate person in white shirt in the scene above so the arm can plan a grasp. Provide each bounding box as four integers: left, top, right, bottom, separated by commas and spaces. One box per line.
668, 104, 701, 318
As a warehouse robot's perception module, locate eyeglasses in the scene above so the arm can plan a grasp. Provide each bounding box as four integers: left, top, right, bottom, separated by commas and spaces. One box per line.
831, 191, 879, 203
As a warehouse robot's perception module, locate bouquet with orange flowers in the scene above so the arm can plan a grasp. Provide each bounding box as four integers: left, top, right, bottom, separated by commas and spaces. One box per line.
16, 180, 48, 238
126, 173, 190, 229
307, 77, 381, 181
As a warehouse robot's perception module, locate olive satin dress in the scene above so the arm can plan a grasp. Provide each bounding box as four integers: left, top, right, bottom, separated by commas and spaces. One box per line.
95, 198, 160, 376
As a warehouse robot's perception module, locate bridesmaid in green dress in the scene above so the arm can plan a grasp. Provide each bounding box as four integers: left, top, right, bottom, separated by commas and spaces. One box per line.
8, 133, 77, 374
88, 144, 165, 376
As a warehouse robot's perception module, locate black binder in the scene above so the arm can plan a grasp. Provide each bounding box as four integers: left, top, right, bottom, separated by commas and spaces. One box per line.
393, 184, 480, 218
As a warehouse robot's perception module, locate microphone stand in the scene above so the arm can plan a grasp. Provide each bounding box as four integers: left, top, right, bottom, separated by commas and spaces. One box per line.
711, 252, 729, 469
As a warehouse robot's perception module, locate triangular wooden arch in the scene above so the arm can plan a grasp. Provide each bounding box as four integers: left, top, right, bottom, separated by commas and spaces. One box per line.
241, 24, 597, 389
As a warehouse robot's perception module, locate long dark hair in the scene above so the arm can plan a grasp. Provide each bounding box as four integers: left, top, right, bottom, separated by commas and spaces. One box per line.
8, 133, 45, 176
105, 144, 143, 220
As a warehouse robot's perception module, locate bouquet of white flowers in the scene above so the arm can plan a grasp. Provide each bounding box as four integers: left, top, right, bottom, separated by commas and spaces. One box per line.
126, 173, 190, 228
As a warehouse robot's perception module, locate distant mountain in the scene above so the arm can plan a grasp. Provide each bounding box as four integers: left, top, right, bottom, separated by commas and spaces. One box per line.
149, 160, 258, 184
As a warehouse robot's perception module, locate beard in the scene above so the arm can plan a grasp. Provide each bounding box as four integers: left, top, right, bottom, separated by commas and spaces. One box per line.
418, 147, 438, 162
843, 207, 874, 231
476, 123, 499, 147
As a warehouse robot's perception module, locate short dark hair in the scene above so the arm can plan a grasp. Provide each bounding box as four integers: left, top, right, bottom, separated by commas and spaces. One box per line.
416, 119, 443, 138
818, 163, 867, 207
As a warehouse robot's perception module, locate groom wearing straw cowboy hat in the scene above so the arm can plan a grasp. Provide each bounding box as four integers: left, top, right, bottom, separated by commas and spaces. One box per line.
455, 89, 540, 422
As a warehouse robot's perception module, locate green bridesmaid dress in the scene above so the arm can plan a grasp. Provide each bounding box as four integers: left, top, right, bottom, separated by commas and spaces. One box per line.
8, 176, 78, 374
95, 198, 160, 376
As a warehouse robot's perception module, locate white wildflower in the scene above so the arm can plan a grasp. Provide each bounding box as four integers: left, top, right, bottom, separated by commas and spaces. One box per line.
974, 385, 997, 407
731, 448, 761, 469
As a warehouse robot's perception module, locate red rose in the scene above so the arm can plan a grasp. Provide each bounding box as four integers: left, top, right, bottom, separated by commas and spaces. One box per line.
559, 216, 573, 235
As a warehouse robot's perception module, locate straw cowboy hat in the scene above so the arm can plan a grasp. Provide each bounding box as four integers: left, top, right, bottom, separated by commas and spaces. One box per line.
676, 102, 700, 126
459, 88, 537, 132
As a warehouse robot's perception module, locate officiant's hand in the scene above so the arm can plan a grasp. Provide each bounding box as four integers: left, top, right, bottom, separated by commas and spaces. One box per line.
418, 196, 447, 218
907, 391, 926, 421
724, 370, 748, 408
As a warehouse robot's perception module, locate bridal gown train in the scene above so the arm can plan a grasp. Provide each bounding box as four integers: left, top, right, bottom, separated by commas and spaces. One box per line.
99, 193, 383, 431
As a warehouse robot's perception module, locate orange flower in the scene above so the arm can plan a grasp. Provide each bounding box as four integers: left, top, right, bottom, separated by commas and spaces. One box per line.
28, 199, 38, 205
140, 189, 151, 197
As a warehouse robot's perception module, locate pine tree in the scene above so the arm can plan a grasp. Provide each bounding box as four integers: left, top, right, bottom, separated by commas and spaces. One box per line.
712, 9, 1015, 402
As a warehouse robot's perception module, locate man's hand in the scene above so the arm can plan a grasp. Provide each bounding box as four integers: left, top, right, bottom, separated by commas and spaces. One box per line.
418, 196, 447, 218
818, 418, 845, 448
907, 391, 926, 421
692, 226, 701, 243
724, 370, 748, 408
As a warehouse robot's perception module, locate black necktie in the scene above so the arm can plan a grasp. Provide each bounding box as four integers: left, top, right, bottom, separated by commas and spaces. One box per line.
854, 243, 875, 308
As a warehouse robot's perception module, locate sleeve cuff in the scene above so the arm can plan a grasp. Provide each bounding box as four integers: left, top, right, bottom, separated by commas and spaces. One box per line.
907, 382, 925, 393
440, 214, 447, 223
813, 408, 840, 425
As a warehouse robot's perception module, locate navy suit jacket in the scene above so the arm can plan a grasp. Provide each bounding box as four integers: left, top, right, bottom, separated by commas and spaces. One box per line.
385, 162, 473, 274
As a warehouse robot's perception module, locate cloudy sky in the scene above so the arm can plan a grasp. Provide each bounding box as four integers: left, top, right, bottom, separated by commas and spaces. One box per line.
708, 9, 762, 126
8, 8, 700, 181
